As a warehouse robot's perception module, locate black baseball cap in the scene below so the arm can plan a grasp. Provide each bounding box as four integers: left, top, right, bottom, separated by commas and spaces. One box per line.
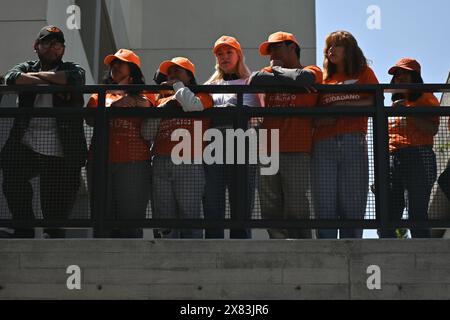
37, 25, 65, 43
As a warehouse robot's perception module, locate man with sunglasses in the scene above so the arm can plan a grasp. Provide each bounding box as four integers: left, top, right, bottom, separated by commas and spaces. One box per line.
1, 26, 87, 238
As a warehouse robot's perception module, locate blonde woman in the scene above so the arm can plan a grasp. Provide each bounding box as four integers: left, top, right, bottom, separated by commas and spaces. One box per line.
204, 36, 261, 239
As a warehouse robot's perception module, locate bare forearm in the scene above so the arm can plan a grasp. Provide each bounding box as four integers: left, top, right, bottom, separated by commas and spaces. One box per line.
132, 95, 151, 107
15, 73, 48, 85
32, 71, 68, 85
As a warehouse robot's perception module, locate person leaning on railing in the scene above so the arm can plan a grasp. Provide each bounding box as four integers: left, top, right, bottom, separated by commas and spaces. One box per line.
0, 26, 87, 238
383, 58, 440, 239
312, 30, 379, 239
85, 49, 154, 239
437, 119, 450, 201
249, 31, 323, 239
151, 57, 213, 239
202, 35, 262, 240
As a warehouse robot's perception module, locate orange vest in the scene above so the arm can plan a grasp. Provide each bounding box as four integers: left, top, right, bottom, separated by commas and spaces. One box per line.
314, 67, 379, 142
87, 92, 155, 163
152, 93, 213, 161
262, 65, 323, 153
389, 92, 440, 152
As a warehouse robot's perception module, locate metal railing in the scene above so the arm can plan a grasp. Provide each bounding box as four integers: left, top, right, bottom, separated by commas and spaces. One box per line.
1, 83, 450, 237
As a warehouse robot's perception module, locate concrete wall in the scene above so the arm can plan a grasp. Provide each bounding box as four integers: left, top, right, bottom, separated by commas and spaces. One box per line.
0, 239, 449, 300
106, 0, 317, 84
0, 0, 48, 77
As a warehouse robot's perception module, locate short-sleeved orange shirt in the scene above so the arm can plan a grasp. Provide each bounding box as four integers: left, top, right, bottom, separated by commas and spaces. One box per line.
389, 92, 440, 152
87, 92, 154, 163
262, 65, 323, 154
314, 67, 379, 142
152, 93, 213, 161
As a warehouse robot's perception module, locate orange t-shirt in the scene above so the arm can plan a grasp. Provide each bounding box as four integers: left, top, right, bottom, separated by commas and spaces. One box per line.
314, 67, 379, 142
152, 93, 213, 161
87, 92, 154, 163
389, 92, 440, 152
262, 65, 323, 154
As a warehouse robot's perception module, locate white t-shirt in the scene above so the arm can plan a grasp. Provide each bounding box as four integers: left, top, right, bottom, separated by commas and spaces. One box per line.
22, 68, 64, 157
211, 78, 261, 108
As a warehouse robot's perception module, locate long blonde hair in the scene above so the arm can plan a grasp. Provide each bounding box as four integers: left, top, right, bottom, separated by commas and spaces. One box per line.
205, 47, 251, 84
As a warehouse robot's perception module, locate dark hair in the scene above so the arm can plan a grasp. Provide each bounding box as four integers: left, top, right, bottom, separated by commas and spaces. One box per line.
103, 60, 146, 95
390, 70, 424, 103
323, 30, 368, 80
153, 69, 167, 85
284, 40, 301, 59
186, 70, 197, 85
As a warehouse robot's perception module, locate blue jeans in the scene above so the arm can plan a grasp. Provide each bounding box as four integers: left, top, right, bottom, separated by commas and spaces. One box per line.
203, 163, 257, 239
383, 146, 437, 238
152, 156, 204, 239
312, 133, 369, 239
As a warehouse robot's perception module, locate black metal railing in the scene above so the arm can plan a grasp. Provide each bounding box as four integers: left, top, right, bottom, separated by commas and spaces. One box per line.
0, 83, 450, 237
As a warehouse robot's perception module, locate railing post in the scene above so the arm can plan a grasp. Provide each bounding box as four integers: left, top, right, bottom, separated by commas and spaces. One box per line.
232, 92, 250, 237
373, 87, 390, 237
92, 89, 109, 238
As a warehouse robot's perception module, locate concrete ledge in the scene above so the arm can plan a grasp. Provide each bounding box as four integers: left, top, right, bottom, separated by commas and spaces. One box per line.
0, 240, 449, 300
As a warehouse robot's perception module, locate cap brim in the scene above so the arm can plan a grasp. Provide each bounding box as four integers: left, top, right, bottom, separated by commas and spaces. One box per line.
213, 43, 241, 54
259, 39, 301, 56
259, 41, 272, 56
159, 61, 177, 76
389, 65, 419, 75
104, 55, 118, 66
104, 55, 141, 69
39, 34, 65, 43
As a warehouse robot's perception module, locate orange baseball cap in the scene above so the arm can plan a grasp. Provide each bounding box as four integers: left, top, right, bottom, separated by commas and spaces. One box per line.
159, 57, 196, 76
104, 49, 141, 69
259, 31, 300, 56
213, 35, 242, 54
388, 58, 421, 75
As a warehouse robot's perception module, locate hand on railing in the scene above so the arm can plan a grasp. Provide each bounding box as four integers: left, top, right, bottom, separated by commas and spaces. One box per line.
110, 96, 136, 108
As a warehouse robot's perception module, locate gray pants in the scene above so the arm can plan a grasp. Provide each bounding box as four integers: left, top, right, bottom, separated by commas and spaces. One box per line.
152, 156, 204, 239
311, 133, 369, 239
87, 161, 151, 238
259, 152, 312, 239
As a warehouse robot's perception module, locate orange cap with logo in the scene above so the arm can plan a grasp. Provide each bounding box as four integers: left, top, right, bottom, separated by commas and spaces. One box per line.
259, 31, 300, 56
159, 57, 196, 76
104, 49, 141, 69
213, 35, 242, 54
388, 58, 421, 75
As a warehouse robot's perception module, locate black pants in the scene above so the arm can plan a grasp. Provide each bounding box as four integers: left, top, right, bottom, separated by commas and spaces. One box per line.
381, 146, 437, 238
1, 142, 81, 238
438, 165, 450, 201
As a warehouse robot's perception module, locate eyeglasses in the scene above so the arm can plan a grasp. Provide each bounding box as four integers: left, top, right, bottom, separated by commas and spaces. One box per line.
38, 41, 65, 50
